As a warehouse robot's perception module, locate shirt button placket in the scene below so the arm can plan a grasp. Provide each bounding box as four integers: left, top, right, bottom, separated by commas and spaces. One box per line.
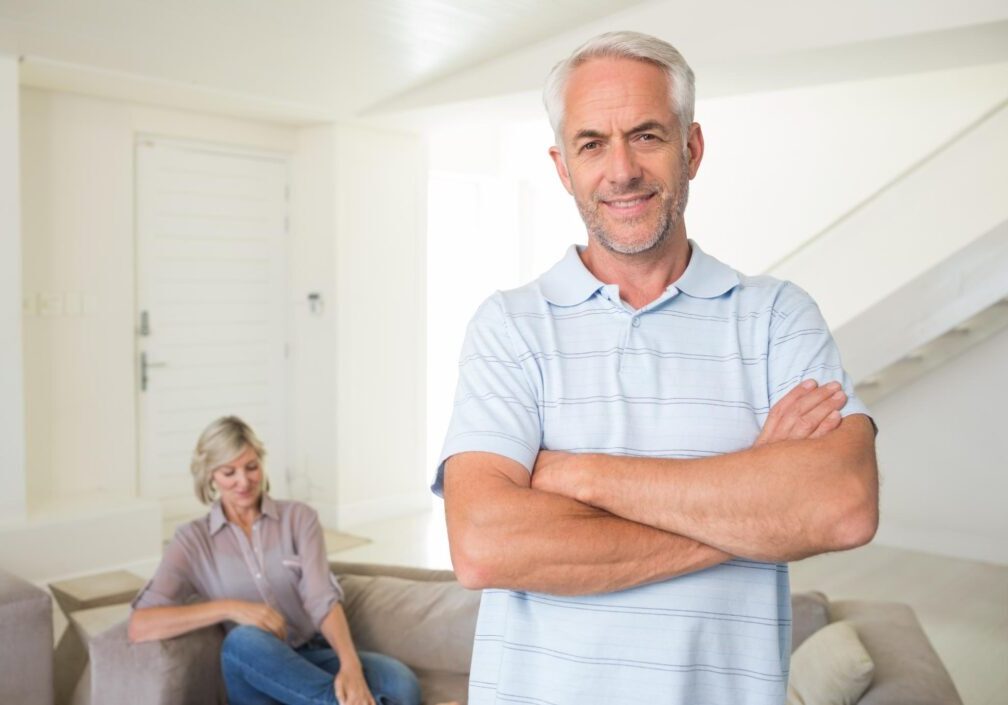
620, 315, 643, 374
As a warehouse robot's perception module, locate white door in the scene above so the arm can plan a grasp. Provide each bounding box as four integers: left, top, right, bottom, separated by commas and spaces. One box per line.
136, 138, 289, 508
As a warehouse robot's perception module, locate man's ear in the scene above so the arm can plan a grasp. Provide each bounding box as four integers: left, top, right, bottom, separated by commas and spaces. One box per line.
686, 123, 705, 179
549, 146, 574, 195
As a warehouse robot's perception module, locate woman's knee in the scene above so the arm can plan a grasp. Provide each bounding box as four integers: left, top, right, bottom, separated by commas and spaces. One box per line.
221, 625, 280, 662
359, 651, 422, 705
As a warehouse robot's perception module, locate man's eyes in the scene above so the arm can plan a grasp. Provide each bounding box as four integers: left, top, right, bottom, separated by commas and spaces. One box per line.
578, 134, 660, 152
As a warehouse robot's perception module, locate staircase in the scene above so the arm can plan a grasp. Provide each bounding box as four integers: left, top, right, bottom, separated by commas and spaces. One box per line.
768, 98, 1008, 404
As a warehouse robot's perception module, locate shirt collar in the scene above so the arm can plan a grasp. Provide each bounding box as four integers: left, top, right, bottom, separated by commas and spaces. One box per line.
539, 240, 739, 306
673, 240, 740, 298
208, 493, 279, 535
538, 244, 605, 306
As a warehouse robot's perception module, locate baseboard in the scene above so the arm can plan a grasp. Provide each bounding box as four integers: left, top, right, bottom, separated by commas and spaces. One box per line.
874, 519, 1008, 565
0, 500, 26, 526
310, 490, 433, 531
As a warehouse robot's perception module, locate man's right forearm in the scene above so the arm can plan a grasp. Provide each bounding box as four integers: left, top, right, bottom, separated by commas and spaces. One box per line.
128, 600, 233, 643
444, 452, 730, 595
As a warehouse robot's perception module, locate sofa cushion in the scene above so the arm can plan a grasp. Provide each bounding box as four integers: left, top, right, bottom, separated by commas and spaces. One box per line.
791, 590, 830, 652
830, 600, 963, 705
339, 573, 480, 675
414, 668, 469, 705
787, 620, 874, 705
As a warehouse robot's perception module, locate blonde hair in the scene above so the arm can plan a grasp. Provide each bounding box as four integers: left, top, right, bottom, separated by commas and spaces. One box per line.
190, 416, 268, 504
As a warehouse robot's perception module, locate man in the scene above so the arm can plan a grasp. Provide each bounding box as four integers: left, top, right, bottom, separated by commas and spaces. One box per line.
433, 31, 877, 704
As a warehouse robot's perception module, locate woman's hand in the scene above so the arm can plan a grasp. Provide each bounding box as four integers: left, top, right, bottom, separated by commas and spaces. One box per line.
334, 662, 375, 705
226, 600, 287, 642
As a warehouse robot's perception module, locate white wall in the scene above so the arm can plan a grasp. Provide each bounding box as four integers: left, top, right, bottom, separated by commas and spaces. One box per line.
0, 54, 26, 522
20, 86, 431, 538
694, 62, 1008, 283
767, 98, 1008, 333
19, 87, 297, 510
329, 125, 429, 527
871, 325, 1008, 565
288, 126, 339, 503
425, 121, 582, 471
290, 123, 431, 525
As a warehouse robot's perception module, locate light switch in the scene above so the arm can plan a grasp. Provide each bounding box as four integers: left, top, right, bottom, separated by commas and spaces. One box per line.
22, 294, 36, 316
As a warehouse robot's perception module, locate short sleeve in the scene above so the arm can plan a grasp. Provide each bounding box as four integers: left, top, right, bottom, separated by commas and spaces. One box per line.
767, 283, 873, 424
130, 531, 197, 610
431, 295, 543, 496
291, 504, 343, 629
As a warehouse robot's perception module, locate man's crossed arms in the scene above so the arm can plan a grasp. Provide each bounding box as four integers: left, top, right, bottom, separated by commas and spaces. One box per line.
444, 379, 877, 595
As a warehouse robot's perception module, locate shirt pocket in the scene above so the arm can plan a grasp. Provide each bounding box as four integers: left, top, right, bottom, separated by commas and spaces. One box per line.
281, 556, 303, 582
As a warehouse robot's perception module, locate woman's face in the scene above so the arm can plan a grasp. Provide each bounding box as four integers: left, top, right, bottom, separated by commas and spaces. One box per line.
212, 445, 263, 512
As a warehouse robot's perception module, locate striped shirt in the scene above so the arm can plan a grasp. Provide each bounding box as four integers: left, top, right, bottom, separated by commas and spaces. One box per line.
433, 241, 869, 704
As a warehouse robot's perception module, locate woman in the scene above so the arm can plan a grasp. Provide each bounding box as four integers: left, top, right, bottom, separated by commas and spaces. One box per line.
129, 416, 422, 705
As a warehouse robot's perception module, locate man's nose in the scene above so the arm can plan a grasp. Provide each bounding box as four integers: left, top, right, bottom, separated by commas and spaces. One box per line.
605, 140, 642, 185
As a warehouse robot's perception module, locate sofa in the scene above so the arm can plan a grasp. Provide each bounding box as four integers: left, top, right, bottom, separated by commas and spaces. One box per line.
74, 561, 961, 705
0, 568, 55, 705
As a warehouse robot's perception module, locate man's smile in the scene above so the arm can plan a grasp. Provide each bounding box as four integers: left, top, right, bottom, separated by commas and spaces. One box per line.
599, 192, 657, 217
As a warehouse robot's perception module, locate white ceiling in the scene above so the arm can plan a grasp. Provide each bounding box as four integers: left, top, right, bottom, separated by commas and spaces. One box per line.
374, 0, 1008, 117
0, 0, 645, 121
1, 0, 1007, 125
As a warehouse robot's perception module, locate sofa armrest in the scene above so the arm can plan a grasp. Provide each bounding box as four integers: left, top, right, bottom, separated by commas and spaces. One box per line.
829, 600, 962, 705
0, 570, 54, 705
88, 618, 227, 705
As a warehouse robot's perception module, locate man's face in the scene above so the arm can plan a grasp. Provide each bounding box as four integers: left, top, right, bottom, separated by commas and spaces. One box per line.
550, 57, 702, 256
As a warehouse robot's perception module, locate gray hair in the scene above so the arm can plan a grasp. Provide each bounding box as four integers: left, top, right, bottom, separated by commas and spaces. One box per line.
543, 31, 695, 145
190, 416, 268, 504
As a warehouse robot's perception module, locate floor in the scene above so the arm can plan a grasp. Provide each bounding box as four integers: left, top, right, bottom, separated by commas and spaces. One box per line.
51, 507, 1007, 705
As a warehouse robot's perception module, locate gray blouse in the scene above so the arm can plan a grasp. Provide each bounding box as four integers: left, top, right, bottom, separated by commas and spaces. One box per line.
131, 495, 344, 648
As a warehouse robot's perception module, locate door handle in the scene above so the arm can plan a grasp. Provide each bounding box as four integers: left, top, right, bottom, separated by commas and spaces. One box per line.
140, 351, 168, 392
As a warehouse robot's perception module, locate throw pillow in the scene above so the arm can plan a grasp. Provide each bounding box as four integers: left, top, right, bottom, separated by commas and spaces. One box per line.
787, 620, 874, 705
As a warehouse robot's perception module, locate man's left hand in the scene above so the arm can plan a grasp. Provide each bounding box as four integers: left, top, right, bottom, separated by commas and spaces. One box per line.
533, 379, 849, 501
755, 379, 846, 447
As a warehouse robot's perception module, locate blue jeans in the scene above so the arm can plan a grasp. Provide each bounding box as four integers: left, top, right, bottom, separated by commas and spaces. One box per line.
220, 625, 422, 705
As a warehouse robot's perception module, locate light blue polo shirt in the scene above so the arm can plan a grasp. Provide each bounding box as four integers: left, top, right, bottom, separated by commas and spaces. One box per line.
434, 241, 869, 704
